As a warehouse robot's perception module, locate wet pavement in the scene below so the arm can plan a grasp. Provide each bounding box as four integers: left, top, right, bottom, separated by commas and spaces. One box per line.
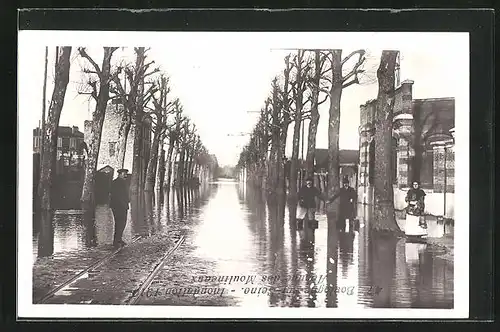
32, 179, 454, 308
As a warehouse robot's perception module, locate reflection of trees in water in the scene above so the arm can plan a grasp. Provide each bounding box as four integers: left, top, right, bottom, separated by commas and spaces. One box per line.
391, 238, 412, 307
176, 187, 184, 219
82, 207, 97, 247
300, 236, 317, 308
288, 207, 301, 307
404, 244, 453, 309
369, 231, 397, 308
338, 232, 355, 278
245, 186, 267, 259
266, 197, 287, 307
325, 215, 339, 308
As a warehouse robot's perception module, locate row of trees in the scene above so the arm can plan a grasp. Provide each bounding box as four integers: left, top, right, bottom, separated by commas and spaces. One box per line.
236, 49, 401, 234
36, 46, 215, 257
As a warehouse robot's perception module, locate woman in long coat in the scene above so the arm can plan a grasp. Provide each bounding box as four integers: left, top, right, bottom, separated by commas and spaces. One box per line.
404, 181, 428, 236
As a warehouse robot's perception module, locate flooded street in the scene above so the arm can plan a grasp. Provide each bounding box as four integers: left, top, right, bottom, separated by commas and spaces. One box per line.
33, 179, 453, 308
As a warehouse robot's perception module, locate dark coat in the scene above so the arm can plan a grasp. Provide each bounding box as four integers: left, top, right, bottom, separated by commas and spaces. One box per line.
110, 177, 130, 211
329, 186, 357, 217
298, 186, 325, 208
405, 188, 426, 216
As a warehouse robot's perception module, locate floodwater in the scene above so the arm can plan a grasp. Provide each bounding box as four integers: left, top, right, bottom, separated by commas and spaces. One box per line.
32, 179, 453, 308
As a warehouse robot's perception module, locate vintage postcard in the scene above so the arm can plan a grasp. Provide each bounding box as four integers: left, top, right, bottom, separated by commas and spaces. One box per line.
18, 31, 469, 319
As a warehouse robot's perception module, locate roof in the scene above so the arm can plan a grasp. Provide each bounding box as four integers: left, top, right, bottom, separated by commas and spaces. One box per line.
314, 149, 359, 168
33, 126, 84, 138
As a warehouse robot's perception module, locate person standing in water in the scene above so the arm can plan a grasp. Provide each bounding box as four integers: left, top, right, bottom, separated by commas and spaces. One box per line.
297, 177, 326, 222
327, 176, 357, 232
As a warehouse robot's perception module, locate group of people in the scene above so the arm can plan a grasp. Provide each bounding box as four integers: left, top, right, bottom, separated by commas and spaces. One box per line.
108, 167, 428, 248
296, 176, 428, 232
297, 176, 357, 232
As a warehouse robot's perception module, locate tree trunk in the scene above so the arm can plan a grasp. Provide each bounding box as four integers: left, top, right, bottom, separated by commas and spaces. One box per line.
81, 47, 116, 204
268, 81, 286, 198
37, 46, 71, 257
186, 152, 193, 184
326, 50, 343, 222
144, 126, 161, 193
306, 51, 321, 178
130, 47, 146, 224
116, 109, 132, 168
156, 140, 166, 202
165, 140, 175, 191
183, 149, 191, 185
372, 50, 401, 233
80, 47, 116, 246
178, 148, 185, 186
189, 154, 195, 184
289, 114, 301, 200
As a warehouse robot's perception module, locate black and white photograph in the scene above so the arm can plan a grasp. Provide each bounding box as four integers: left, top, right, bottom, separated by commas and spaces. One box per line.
18, 30, 469, 319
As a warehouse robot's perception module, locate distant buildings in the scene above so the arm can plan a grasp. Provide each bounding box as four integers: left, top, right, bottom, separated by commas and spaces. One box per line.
313, 149, 359, 188
33, 125, 86, 173
33, 125, 86, 209
358, 80, 455, 218
33, 125, 85, 160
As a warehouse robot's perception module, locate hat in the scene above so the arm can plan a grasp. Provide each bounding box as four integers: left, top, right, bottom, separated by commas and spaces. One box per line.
117, 168, 129, 174
342, 176, 349, 184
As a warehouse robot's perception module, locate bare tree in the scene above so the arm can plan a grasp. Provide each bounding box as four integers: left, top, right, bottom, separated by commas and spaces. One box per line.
144, 75, 174, 193
266, 79, 285, 199
372, 50, 401, 233
278, 55, 293, 158
109, 50, 159, 168
78, 46, 119, 242
164, 101, 185, 193
37, 46, 72, 257
305, 50, 329, 178
289, 50, 312, 200
311, 49, 366, 222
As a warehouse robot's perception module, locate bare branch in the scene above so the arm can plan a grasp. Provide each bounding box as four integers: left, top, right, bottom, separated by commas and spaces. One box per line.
342, 76, 360, 89
342, 51, 366, 83
318, 93, 329, 105
78, 47, 101, 75
83, 68, 99, 75
341, 49, 366, 66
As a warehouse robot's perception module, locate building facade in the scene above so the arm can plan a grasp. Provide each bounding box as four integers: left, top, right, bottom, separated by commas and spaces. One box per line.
33, 126, 86, 209
84, 102, 152, 177
358, 80, 455, 218
33, 125, 86, 175
33, 126, 85, 159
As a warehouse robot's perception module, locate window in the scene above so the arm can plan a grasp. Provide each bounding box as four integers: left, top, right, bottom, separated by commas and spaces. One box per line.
109, 142, 116, 157
70, 137, 76, 149
57, 137, 62, 148
421, 150, 434, 188
34, 136, 40, 148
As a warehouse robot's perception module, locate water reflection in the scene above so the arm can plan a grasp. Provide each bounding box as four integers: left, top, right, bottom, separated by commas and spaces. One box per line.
32, 185, 213, 261
33, 181, 453, 309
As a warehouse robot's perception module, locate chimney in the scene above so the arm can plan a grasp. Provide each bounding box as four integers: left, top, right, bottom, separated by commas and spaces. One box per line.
72, 126, 79, 135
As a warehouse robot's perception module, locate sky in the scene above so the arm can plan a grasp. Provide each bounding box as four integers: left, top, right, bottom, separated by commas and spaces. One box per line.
19, 32, 468, 166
